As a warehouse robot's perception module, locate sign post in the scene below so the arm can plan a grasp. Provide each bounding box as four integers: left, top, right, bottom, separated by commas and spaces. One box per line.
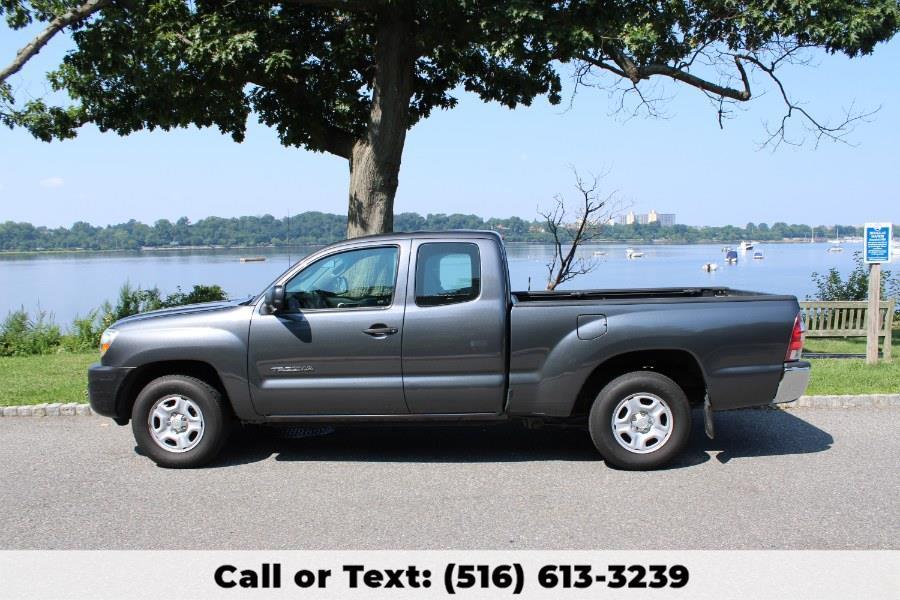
863, 223, 893, 364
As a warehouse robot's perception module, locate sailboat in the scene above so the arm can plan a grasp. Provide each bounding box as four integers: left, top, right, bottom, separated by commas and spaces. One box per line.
827, 225, 844, 252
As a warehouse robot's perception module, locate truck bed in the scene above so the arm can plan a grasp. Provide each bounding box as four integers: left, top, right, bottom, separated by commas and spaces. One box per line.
507, 287, 801, 416
512, 287, 791, 303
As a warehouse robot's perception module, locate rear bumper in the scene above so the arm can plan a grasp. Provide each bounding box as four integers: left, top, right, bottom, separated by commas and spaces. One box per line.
771, 361, 811, 404
88, 363, 133, 420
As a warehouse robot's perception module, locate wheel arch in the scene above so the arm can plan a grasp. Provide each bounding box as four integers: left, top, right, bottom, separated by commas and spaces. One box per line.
116, 360, 232, 422
571, 349, 707, 418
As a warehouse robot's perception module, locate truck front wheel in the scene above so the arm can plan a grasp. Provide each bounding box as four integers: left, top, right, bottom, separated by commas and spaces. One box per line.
131, 375, 232, 468
588, 371, 691, 470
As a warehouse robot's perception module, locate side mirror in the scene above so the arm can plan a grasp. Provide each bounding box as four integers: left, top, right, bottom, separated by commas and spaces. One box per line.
265, 284, 285, 312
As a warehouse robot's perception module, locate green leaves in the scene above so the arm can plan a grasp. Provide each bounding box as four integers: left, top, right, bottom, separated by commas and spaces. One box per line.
810, 251, 898, 302
0, 96, 84, 141
2, 1, 899, 152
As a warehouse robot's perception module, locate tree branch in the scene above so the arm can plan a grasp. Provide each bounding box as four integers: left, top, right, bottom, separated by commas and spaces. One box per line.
735, 52, 876, 148
0, 0, 113, 84
579, 53, 751, 102
278, 0, 373, 9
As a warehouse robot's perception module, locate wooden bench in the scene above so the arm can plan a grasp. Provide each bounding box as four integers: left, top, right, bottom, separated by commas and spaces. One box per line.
799, 300, 895, 361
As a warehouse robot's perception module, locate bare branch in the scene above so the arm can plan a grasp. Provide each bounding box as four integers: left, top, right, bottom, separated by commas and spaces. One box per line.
579, 53, 751, 102
735, 52, 877, 149
542, 168, 626, 291
576, 41, 876, 149
0, 0, 113, 84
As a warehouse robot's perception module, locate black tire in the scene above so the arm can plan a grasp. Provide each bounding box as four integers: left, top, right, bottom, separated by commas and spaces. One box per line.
588, 371, 691, 470
131, 375, 232, 468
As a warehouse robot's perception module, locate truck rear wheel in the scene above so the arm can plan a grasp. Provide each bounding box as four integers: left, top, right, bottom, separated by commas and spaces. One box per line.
131, 375, 232, 468
588, 371, 691, 470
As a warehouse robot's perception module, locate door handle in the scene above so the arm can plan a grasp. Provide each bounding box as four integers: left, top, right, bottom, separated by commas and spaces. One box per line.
363, 324, 398, 337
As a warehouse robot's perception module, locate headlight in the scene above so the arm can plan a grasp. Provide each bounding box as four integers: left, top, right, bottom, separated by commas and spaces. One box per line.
100, 329, 119, 357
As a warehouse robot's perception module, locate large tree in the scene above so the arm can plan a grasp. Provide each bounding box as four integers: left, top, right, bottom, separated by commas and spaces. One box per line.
3, 1, 899, 237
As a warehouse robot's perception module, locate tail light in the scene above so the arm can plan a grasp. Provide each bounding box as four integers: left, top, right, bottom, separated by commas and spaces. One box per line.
786, 313, 805, 362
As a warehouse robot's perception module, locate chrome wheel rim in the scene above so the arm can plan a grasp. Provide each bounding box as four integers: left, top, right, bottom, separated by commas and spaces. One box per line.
148, 395, 205, 453
611, 393, 673, 454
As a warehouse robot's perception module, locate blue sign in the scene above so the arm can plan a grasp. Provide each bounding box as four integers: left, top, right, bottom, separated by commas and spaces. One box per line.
864, 223, 893, 264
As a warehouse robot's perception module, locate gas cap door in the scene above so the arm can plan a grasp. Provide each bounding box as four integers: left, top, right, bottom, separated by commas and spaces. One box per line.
577, 314, 608, 340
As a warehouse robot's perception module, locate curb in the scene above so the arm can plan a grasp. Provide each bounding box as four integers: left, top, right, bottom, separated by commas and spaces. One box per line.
1, 403, 93, 417
777, 394, 900, 409
0, 395, 899, 418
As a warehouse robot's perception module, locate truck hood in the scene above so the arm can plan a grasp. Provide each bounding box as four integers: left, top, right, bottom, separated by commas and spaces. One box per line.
112, 300, 245, 327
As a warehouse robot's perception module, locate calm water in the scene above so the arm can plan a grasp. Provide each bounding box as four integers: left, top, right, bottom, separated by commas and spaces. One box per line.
0, 241, 867, 325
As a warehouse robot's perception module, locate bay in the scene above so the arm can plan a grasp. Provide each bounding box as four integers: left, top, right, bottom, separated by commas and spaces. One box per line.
0, 241, 866, 325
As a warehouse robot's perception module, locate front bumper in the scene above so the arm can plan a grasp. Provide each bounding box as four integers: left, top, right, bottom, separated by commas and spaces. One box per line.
87, 363, 134, 420
771, 361, 811, 404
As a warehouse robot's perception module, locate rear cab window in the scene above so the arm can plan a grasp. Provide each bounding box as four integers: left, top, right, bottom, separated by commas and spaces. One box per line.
415, 242, 481, 307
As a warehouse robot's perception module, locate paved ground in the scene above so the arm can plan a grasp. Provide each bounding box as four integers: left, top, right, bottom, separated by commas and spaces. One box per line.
1, 409, 897, 550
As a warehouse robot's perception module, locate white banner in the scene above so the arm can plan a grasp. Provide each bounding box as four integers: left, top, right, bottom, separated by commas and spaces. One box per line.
0, 551, 897, 600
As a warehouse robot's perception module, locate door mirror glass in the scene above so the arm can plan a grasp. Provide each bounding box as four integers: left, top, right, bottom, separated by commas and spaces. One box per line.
265, 284, 285, 312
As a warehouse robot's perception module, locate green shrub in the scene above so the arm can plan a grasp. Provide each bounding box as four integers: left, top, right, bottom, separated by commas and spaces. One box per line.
1, 282, 229, 356
0, 308, 62, 356
62, 310, 104, 352
160, 284, 228, 307
106, 282, 227, 319
810, 252, 899, 319
110, 282, 164, 320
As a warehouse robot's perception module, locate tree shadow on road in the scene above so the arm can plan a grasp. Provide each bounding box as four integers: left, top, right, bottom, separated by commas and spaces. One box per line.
203, 408, 833, 470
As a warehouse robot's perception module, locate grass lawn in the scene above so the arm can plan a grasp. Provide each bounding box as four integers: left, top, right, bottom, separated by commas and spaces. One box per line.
0, 352, 897, 407
804, 330, 899, 355
805, 358, 900, 396
0, 352, 96, 406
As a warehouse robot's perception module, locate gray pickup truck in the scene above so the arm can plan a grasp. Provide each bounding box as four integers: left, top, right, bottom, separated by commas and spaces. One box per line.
89, 231, 810, 470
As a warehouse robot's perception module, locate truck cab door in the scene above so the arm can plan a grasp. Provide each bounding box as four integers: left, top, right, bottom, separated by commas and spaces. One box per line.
248, 241, 411, 416
401, 238, 508, 414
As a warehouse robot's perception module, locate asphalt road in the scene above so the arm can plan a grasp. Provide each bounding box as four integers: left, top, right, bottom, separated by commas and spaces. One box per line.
1, 408, 897, 550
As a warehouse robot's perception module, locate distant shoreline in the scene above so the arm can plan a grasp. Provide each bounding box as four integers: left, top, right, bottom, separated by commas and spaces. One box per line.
0, 238, 862, 257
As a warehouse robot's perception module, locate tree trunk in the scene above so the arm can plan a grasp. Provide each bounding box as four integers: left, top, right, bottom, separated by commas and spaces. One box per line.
346, 8, 415, 238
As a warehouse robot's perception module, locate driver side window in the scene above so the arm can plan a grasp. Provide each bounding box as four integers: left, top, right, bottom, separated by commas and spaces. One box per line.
284, 246, 399, 311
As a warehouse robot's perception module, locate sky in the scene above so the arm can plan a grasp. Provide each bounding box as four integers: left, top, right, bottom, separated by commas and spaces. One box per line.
1, 22, 899, 229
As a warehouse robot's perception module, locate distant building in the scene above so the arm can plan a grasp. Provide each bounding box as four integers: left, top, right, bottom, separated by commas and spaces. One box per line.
625, 211, 637, 225
618, 209, 676, 226
648, 210, 676, 226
